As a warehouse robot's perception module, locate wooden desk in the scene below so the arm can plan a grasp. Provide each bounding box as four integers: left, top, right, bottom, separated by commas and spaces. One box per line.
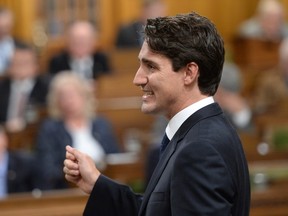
0, 189, 88, 216
251, 186, 288, 216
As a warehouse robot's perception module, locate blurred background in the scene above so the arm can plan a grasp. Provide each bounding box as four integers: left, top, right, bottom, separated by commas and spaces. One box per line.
1, 0, 288, 215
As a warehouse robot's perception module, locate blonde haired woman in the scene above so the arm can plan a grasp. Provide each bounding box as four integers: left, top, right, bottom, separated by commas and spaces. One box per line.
36, 72, 119, 190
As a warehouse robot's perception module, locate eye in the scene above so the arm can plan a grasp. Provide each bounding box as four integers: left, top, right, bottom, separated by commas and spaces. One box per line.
147, 63, 157, 71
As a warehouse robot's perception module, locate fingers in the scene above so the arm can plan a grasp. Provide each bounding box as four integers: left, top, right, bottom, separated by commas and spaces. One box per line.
65, 174, 79, 184
63, 165, 80, 176
66, 145, 84, 162
66, 150, 76, 161
66, 145, 76, 161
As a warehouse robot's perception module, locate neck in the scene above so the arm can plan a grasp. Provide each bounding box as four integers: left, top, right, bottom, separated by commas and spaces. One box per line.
65, 115, 87, 129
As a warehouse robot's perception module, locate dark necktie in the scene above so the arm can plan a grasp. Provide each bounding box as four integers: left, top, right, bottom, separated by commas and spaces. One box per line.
160, 133, 170, 156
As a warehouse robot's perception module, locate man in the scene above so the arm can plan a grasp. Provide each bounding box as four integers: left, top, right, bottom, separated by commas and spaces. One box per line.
215, 62, 253, 132
238, 0, 288, 41
64, 12, 250, 215
0, 7, 17, 75
48, 21, 111, 80
0, 43, 49, 132
252, 37, 288, 113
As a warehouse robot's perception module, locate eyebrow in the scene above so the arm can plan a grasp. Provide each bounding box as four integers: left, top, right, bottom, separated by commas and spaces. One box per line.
140, 57, 159, 67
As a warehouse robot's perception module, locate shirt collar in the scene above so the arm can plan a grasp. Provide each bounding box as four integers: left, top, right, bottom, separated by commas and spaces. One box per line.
12, 78, 35, 93
166, 96, 214, 140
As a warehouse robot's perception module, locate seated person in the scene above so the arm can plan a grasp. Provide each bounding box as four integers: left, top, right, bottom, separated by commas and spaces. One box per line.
214, 62, 253, 132
35, 72, 120, 190
237, 0, 288, 41
251, 37, 288, 114
0, 7, 17, 75
48, 21, 111, 80
115, 0, 166, 48
0, 125, 37, 198
0, 43, 49, 132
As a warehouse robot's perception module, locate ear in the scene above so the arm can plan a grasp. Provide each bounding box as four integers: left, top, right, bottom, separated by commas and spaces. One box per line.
184, 62, 199, 85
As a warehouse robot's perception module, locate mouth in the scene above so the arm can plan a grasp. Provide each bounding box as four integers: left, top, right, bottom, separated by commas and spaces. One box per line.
142, 89, 154, 99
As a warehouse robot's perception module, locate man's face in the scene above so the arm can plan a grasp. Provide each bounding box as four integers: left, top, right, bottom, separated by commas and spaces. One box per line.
133, 42, 186, 119
0, 12, 13, 38
67, 26, 95, 59
8, 50, 38, 80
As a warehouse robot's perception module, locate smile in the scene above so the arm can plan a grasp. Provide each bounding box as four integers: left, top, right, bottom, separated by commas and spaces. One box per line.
142, 89, 154, 99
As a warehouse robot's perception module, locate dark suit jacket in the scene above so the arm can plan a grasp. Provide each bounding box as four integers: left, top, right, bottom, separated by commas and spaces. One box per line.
84, 103, 250, 216
35, 117, 120, 190
48, 51, 111, 79
7, 151, 37, 194
0, 76, 49, 123
115, 21, 144, 48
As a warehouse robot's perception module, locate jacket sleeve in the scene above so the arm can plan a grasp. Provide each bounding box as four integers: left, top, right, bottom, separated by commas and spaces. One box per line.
84, 175, 142, 216
171, 141, 235, 216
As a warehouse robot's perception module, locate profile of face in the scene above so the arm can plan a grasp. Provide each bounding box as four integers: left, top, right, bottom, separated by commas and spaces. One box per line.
56, 83, 86, 118
133, 42, 188, 119
0, 10, 13, 39
8, 49, 38, 80
67, 22, 96, 59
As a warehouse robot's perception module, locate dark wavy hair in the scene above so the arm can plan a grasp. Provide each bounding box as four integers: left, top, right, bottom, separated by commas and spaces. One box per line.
144, 12, 225, 96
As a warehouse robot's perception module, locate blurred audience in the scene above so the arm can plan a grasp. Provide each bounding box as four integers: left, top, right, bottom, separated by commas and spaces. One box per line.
0, 7, 20, 75
215, 62, 253, 132
48, 21, 111, 80
0, 125, 37, 199
0, 43, 49, 132
251, 37, 288, 114
35, 72, 120, 190
115, 0, 167, 48
145, 115, 167, 187
238, 0, 288, 42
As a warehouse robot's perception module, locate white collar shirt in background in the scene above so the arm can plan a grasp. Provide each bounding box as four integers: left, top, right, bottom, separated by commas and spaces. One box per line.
68, 123, 105, 165
70, 56, 93, 80
7, 79, 35, 121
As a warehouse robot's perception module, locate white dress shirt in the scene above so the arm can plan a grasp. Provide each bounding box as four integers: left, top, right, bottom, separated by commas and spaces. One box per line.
68, 123, 105, 164
166, 97, 214, 140
70, 56, 93, 80
7, 79, 35, 121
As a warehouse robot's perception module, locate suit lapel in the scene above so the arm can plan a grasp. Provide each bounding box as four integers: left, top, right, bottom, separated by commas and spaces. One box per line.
138, 103, 223, 216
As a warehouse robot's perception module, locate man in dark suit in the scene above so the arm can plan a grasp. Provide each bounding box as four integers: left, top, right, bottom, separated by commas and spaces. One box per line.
0, 125, 37, 198
48, 21, 111, 80
0, 43, 49, 132
64, 12, 250, 216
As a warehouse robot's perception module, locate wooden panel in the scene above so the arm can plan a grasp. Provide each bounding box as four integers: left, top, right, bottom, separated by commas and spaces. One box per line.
0, 189, 88, 216
251, 186, 288, 216
232, 38, 280, 70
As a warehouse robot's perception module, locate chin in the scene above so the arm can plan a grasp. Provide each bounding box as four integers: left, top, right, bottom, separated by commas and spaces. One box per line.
141, 104, 159, 115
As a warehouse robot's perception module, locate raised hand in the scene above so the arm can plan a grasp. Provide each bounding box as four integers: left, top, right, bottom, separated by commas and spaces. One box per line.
63, 145, 100, 194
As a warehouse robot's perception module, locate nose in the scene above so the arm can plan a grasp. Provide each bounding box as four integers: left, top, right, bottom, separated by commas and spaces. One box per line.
133, 66, 148, 87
